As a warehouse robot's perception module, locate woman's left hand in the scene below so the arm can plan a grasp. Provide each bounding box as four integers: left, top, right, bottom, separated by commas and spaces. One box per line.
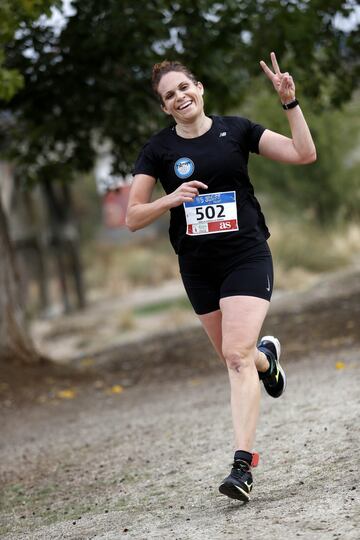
260, 52, 296, 105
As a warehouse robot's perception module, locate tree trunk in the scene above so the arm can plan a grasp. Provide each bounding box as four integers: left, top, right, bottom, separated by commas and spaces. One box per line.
42, 179, 86, 313
0, 196, 40, 364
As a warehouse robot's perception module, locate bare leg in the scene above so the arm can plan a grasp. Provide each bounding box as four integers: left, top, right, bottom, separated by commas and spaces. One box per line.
220, 296, 270, 451
198, 309, 269, 372
197, 309, 225, 365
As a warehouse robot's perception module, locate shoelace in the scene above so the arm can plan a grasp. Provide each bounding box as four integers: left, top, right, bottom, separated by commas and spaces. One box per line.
231, 459, 251, 479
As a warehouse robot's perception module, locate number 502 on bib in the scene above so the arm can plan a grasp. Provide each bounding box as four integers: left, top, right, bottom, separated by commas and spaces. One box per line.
184, 191, 239, 236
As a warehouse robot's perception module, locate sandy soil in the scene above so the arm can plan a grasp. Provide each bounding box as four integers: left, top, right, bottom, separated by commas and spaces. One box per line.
0, 267, 359, 540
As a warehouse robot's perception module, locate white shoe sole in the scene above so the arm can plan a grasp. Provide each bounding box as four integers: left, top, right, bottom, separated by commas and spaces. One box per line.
260, 335, 281, 359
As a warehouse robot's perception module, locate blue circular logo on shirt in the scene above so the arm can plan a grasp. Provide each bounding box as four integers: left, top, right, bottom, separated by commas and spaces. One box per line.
174, 157, 195, 179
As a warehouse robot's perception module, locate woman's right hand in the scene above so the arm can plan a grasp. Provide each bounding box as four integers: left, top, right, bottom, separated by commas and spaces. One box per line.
165, 180, 208, 209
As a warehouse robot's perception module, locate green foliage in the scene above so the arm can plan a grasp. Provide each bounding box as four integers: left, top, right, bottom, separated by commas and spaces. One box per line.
0, 1, 53, 41
241, 84, 360, 224
0, 0, 58, 100
0, 0, 359, 185
134, 297, 192, 316
0, 62, 23, 101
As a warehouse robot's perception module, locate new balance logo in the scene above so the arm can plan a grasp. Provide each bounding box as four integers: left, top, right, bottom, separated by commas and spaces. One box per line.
219, 131, 227, 137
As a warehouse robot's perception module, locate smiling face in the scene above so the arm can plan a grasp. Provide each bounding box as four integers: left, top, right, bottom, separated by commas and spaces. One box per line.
157, 71, 205, 123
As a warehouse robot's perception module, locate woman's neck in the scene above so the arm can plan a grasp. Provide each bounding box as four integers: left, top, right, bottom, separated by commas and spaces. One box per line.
175, 114, 212, 139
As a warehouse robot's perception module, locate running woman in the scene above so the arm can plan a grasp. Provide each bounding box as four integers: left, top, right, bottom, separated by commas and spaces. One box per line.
126, 52, 316, 502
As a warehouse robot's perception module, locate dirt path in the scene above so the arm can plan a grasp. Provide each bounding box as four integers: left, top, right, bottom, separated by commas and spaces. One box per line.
1, 345, 359, 539
0, 266, 360, 539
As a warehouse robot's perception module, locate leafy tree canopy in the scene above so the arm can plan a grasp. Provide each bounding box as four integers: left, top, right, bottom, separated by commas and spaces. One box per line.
1, 0, 359, 182
0, 0, 59, 100
243, 84, 360, 225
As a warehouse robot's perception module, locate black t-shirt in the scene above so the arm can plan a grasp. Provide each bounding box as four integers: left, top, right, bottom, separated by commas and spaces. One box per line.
133, 115, 270, 256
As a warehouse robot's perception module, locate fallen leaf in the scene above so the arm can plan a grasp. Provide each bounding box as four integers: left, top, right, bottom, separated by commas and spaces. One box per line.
335, 361, 346, 370
189, 378, 201, 386
109, 385, 124, 394
80, 358, 95, 367
57, 389, 76, 399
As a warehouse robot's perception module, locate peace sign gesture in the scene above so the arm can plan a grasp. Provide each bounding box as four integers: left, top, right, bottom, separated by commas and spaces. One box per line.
260, 52, 296, 105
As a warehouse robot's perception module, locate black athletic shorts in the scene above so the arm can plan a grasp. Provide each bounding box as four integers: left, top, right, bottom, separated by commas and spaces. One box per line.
178, 241, 273, 315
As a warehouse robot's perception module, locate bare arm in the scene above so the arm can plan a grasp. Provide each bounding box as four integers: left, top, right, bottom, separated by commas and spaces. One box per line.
126, 174, 208, 232
258, 52, 316, 164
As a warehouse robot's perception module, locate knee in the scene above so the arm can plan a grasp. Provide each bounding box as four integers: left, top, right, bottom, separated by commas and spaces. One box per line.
222, 344, 254, 373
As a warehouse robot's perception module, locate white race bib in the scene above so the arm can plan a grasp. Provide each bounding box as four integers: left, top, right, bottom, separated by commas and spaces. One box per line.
183, 191, 239, 236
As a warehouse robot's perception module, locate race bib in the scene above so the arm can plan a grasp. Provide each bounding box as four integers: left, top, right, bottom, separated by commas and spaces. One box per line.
184, 191, 239, 236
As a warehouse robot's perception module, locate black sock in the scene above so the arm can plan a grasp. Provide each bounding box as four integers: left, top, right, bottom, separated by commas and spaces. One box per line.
234, 450, 252, 465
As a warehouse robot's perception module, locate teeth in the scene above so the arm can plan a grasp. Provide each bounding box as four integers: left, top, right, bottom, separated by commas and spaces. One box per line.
179, 101, 192, 110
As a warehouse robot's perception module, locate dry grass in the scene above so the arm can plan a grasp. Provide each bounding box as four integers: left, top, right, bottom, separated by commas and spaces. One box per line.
269, 221, 360, 290
84, 222, 360, 297
116, 309, 136, 331
85, 239, 179, 297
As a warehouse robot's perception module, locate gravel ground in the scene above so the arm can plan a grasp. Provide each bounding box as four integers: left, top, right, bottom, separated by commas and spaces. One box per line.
1, 266, 360, 539
0, 345, 359, 539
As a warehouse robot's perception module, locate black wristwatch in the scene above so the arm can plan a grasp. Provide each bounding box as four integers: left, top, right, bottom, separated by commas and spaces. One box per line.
282, 99, 299, 110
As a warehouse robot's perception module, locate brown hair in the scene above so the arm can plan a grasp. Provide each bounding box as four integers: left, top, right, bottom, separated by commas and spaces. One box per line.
151, 60, 198, 103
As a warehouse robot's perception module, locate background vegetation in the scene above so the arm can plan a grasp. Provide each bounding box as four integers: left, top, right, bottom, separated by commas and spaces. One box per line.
1, 0, 360, 318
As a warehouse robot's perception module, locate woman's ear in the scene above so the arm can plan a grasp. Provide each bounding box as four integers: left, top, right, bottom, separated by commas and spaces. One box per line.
197, 81, 204, 95
161, 103, 171, 115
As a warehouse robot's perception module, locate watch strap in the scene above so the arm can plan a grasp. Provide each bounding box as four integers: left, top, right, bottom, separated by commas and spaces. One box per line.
282, 99, 299, 110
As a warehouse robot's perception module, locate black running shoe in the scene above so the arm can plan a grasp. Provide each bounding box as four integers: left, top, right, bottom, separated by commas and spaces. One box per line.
257, 335, 286, 398
219, 459, 254, 502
